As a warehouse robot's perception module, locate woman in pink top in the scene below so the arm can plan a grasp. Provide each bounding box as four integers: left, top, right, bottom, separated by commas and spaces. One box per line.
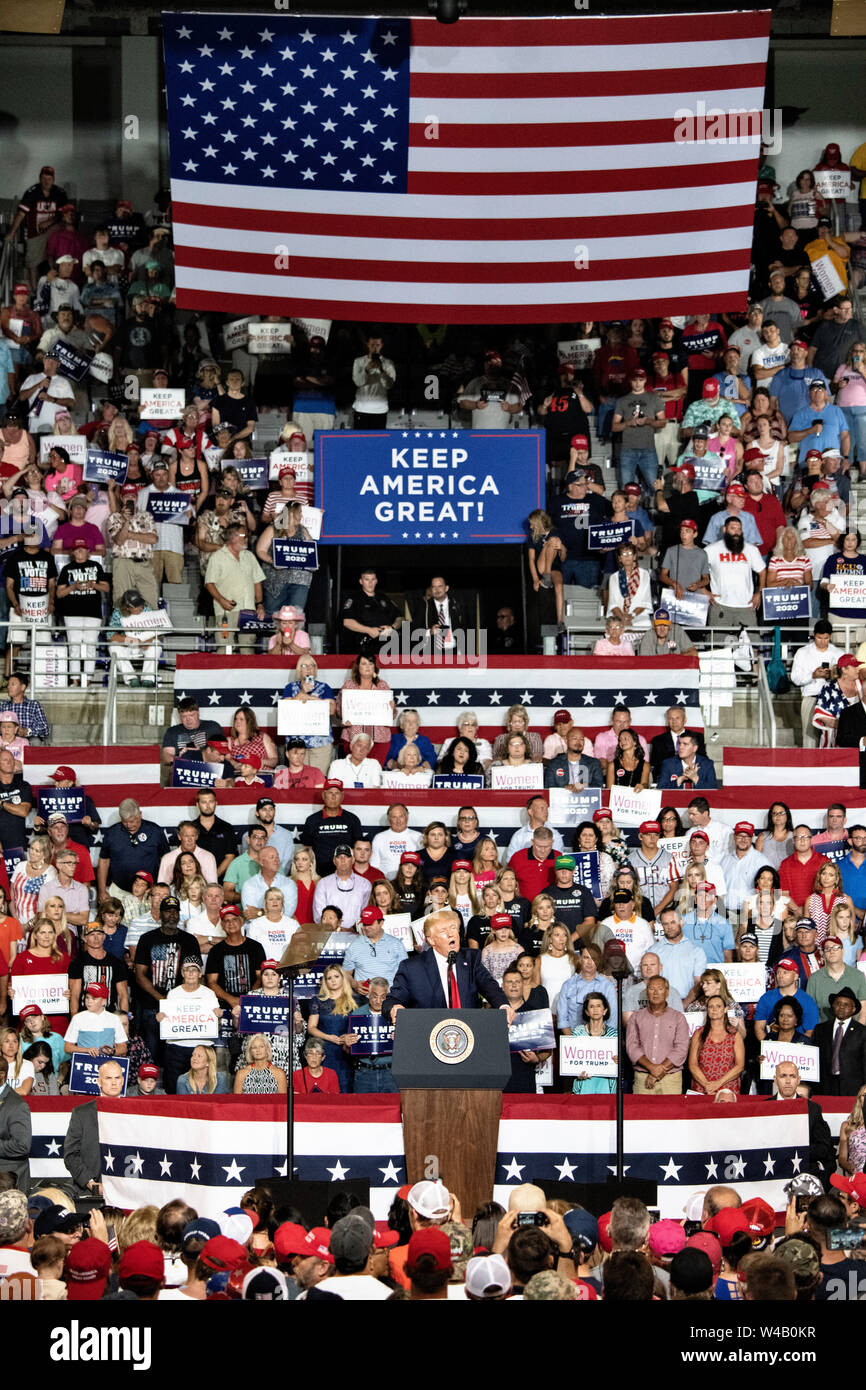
834, 341, 866, 470
593, 615, 634, 657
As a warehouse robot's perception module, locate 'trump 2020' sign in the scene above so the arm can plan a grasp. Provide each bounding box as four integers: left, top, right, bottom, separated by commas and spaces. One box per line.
315, 430, 543, 544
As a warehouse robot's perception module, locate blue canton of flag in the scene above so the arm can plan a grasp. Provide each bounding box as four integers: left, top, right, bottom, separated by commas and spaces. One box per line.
164, 14, 410, 194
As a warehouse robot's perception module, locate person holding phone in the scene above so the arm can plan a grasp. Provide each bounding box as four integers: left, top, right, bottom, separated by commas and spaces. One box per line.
351, 333, 396, 429
790, 620, 844, 747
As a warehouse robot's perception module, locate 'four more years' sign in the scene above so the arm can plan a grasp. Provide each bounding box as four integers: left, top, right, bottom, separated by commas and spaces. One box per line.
315, 430, 544, 544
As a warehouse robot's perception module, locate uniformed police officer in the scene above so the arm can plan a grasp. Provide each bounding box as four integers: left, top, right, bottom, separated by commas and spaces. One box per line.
339, 569, 402, 656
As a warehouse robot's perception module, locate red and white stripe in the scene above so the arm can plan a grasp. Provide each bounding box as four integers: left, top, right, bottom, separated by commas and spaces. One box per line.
171, 11, 770, 323
722, 747, 861, 788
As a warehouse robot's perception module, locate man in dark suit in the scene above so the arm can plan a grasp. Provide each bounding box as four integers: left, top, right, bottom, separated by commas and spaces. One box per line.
63, 1058, 126, 1207
836, 699, 866, 787
383, 910, 512, 1020
649, 705, 707, 782
772, 1060, 836, 1184
544, 726, 604, 789
814, 987, 866, 1095
409, 576, 474, 655
0, 1057, 31, 1194
658, 732, 718, 790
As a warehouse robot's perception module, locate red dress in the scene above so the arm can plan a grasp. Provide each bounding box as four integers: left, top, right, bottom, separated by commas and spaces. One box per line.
694, 1030, 740, 1094
11, 949, 71, 1036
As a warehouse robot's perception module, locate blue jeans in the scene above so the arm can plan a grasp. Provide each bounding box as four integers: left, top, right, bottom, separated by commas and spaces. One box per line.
562, 557, 600, 588
619, 447, 658, 488
841, 405, 866, 462
353, 1064, 398, 1093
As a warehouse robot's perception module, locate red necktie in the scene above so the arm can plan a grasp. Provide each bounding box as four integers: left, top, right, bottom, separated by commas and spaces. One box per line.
448, 964, 461, 1009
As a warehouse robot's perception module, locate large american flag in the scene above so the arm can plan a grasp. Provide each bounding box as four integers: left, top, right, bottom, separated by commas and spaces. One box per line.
163, 11, 771, 323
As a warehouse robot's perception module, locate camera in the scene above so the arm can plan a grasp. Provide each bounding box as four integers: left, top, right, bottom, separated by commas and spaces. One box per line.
516, 1211, 548, 1227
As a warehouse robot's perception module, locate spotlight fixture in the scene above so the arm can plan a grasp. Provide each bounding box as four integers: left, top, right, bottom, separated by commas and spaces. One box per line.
428, 0, 466, 24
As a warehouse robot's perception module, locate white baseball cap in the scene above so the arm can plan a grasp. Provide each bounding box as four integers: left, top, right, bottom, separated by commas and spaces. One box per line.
465, 1253, 511, 1298
407, 1180, 451, 1221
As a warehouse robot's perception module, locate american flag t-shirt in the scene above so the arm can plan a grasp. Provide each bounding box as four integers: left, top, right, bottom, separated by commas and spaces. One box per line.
164, 11, 771, 324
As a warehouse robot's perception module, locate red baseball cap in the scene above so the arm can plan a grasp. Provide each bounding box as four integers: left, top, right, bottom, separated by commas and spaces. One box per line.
323, 778, 343, 791
804, 449, 823, 462
686, 1232, 722, 1276
198, 1235, 248, 1272
639, 820, 661, 835
741, 1197, 775, 1239
261, 959, 281, 972
705, 1209, 751, 1244
13, 282, 30, 296
702, 379, 720, 398
490, 913, 512, 929
838, 654, 861, 669
274, 1222, 311, 1259
743, 447, 764, 463
734, 821, 755, 836
400, 851, 421, 866
659, 318, 674, 329
811, 480, 832, 492
220, 904, 243, 920
360, 906, 384, 925
120, 484, 138, 498
597, 1212, 613, 1253
18, 1004, 42, 1021
679, 516, 698, 530
593, 809, 612, 823
689, 830, 709, 842
302, 1226, 335, 1262
697, 881, 716, 894
65, 1238, 112, 1301
49, 765, 77, 783
570, 434, 589, 450
138, 1062, 159, 1079
553, 709, 572, 725
651, 350, 670, 362
85, 982, 109, 999
240, 752, 261, 770
726, 482, 746, 496
624, 483, 642, 495
134, 870, 154, 885
630, 367, 647, 380
830, 1172, 866, 1205
776, 957, 799, 973
452, 859, 473, 871
406, 1228, 452, 1272
278, 464, 296, 479
118, 1240, 164, 1283
675, 465, 696, 482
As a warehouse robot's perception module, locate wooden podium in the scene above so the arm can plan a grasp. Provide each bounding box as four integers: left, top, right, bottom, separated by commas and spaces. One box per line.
391, 1010, 511, 1219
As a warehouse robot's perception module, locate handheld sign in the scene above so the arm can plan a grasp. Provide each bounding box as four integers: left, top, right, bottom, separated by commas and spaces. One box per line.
139, 388, 185, 420
172, 759, 217, 790
84, 449, 128, 485
341, 689, 393, 726
69, 1054, 130, 1096
272, 538, 319, 571
508, 1008, 555, 1054
490, 764, 545, 791
710, 961, 766, 1004
233, 458, 269, 491
762, 586, 810, 623
432, 773, 485, 791
662, 590, 710, 628
382, 912, 414, 951
12, 973, 69, 1015
573, 850, 601, 898
291, 315, 332, 344
760, 1040, 819, 1083
346, 1012, 394, 1056
222, 317, 254, 351
588, 521, 634, 550
37, 788, 85, 823
293, 933, 349, 999
145, 492, 192, 524
158, 991, 220, 1041
829, 572, 866, 610
248, 322, 293, 354
559, 1034, 617, 1078
608, 786, 662, 827
690, 456, 727, 491
50, 342, 92, 382
276, 697, 331, 738
238, 611, 276, 634
121, 608, 171, 632
40, 435, 87, 466
238, 995, 291, 1035
548, 787, 603, 824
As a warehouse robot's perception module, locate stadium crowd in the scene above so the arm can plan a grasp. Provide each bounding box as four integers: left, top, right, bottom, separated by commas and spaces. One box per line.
1, 142, 866, 1303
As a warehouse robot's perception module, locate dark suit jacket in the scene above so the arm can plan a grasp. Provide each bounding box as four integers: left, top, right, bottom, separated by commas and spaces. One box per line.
408, 591, 474, 639
836, 702, 866, 787
649, 727, 707, 780
63, 1098, 99, 1196
814, 1018, 866, 1095
384, 947, 507, 1018
766, 1095, 835, 1180
0, 1086, 31, 1194
657, 754, 718, 790
543, 753, 604, 789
